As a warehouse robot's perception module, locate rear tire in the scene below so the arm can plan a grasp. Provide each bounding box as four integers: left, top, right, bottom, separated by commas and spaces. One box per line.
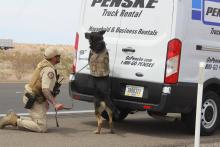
182, 90, 220, 135
101, 108, 130, 122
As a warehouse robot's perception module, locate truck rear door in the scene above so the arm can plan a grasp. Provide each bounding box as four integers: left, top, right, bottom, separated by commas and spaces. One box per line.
111, 0, 174, 102
113, 0, 174, 83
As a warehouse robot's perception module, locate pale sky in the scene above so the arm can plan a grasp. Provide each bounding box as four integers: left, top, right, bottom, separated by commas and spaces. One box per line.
0, 0, 82, 45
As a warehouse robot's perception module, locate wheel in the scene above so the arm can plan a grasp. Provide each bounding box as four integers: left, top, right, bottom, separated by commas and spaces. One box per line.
201, 91, 220, 135
182, 90, 220, 135
101, 108, 130, 122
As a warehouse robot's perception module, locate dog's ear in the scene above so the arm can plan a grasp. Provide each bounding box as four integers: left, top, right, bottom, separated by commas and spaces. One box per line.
85, 33, 90, 39
99, 30, 106, 35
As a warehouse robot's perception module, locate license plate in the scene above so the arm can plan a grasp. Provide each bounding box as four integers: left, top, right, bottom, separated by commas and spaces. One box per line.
125, 85, 144, 98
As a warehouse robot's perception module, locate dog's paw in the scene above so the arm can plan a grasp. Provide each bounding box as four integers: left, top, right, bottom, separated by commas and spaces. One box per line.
93, 130, 101, 134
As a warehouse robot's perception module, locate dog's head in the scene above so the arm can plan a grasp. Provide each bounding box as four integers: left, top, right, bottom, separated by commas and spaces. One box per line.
85, 30, 106, 53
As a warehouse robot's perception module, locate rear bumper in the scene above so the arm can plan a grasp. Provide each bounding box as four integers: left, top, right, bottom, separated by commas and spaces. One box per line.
69, 73, 197, 113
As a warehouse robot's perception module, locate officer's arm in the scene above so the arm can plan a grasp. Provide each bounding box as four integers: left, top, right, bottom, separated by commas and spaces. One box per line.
42, 89, 56, 105
41, 68, 57, 106
42, 89, 63, 110
41, 68, 64, 111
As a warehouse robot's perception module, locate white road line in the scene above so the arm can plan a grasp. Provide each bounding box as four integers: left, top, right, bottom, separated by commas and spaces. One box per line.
15, 92, 24, 94
0, 110, 94, 117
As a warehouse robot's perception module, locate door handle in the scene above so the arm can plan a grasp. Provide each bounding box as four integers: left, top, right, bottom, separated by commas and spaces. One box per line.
136, 72, 143, 77
122, 48, 135, 53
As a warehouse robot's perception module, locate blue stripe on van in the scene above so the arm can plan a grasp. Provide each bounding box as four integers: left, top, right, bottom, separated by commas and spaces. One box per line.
192, 0, 201, 9
192, 10, 201, 20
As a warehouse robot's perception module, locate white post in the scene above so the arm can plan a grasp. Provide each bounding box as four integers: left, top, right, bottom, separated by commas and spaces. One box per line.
194, 62, 205, 147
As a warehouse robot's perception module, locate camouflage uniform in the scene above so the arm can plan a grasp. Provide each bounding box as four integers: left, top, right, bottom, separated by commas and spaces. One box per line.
89, 49, 110, 77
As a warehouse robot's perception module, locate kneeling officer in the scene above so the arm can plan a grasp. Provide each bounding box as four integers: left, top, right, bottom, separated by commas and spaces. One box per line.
0, 48, 64, 132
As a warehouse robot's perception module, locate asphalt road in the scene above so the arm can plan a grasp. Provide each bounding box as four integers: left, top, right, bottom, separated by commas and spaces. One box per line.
0, 83, 93, 114
0, 113, 220, 147
0, 83, 220, 147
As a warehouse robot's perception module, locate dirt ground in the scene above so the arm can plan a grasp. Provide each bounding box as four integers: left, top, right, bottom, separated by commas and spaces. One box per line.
0, 43, 73, 82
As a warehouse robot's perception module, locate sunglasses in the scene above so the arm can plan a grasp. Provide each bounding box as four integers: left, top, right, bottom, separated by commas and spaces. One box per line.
55, 55, 61, 58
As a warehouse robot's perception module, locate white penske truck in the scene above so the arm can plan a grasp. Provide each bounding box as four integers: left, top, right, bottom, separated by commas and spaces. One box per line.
69, 0, 220, 135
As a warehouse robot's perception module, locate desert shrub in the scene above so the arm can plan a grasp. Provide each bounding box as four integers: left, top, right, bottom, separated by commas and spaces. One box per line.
0, 71, 12, 80
0, 46, 73, 81
10, 52, 29, 80
57, 55, 73, 78
29, 52, 44, 69
0, 50, 8, 61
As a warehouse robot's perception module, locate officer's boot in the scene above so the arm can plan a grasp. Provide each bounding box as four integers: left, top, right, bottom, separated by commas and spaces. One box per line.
0, 112, 19, 129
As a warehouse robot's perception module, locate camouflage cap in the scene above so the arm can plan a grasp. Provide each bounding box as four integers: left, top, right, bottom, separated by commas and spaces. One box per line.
44, 47, 62, 59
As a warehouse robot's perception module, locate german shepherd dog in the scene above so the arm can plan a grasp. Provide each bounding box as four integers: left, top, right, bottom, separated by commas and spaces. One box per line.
85, 30, 119, 134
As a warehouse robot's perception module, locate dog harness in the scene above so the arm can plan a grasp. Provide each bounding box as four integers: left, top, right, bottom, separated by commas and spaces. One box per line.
89, 49, 110, 77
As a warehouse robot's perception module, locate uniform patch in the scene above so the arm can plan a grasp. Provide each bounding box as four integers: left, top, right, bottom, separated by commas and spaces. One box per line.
47, 72, 54, 79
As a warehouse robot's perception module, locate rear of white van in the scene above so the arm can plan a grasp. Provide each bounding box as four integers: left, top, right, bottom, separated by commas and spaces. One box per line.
69, 0, 196, 115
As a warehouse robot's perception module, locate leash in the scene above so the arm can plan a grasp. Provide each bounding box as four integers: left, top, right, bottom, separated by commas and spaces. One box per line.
74, 51, 100, 75
54, 98, 74, 127
75, 63, 89, 74
55, 109, 59, 127
54, 58, 92, 127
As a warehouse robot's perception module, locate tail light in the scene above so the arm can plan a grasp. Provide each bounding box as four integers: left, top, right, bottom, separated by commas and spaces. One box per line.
164, 39, 182, 84
73, 32, 79, 73
143, 105, 153, 110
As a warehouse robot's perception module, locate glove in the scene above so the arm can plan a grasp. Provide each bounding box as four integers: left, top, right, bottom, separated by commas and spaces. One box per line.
54, 103, 64, 111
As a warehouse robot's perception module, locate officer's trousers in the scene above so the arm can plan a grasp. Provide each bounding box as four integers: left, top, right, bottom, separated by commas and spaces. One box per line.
17, 96, 47, 133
